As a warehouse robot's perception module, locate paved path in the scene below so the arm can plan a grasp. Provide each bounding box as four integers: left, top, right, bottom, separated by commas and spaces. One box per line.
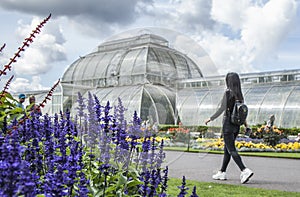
162, 151, 300, 193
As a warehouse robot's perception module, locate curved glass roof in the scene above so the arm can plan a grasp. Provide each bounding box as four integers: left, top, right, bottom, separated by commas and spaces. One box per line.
62, 34, 203, 88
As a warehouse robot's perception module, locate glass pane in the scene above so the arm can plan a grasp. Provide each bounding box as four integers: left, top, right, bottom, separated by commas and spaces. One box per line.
94, 52, 116, 79
87, 53, 105, 78
120, 50, 141, 76
244, 86, 270, 125
147, 48, 177, 78
143, 85, 175, 124
72, 56, 92, 83
200, 88, 224, 126
62, 59, 80, 82
258, 86, 294, 126
173, 54, 189, 79
93, 86, 142, 122
282, 86, 300, 128
132, 48, 147, 74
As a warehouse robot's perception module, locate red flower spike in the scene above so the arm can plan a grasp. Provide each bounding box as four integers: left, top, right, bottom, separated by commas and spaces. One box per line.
37, 78, 60, 110
0, 75, 14, 100
0, 43, 5, 52
4, 65, 11, 70
23, 42, 30, 47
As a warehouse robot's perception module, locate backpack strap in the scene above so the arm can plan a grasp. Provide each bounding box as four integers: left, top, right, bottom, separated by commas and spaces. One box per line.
225, 90, 232, 116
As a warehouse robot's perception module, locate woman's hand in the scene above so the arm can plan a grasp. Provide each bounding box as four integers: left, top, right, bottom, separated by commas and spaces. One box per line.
205, 118, 211, 125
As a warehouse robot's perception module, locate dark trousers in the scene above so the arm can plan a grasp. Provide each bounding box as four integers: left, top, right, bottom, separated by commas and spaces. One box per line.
220, 117, 246, 172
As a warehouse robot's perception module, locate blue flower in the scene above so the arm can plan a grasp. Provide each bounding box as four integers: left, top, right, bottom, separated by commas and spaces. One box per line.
177, 176, 189, 197
190, 186, 199, 197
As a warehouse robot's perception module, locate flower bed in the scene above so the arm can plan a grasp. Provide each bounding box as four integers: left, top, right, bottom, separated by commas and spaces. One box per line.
189, 137, 300, 152
0, 93, 202, 196
158, 125, 300, 152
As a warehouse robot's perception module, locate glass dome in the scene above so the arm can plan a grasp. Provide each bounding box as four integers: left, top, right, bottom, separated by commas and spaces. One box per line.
62, 34, 203, 89
62, 33, 205, 124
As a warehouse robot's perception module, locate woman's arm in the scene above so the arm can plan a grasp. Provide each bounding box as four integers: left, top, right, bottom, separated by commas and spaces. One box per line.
205, 91, 227, 124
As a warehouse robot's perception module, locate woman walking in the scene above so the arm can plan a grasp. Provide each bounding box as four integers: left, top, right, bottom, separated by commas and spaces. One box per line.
205, 72, 253, 184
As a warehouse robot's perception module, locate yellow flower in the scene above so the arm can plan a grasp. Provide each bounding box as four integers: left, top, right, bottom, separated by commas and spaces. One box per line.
280, 144, 288, 150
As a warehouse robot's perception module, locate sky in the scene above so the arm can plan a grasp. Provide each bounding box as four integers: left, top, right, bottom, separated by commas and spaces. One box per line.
0, 0, 299, 93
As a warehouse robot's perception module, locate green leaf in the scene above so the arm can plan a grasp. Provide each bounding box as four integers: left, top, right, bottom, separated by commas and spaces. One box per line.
104, 185, 117, 193
116, 173, 127, 188
92, 168, 100, 174
127, 179, 143, 188
116, 190, 123, 197
91, 161, 100, 168
90, 185, 99, 195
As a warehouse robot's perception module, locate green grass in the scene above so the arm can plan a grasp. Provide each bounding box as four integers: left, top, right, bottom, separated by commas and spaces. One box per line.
167, 178, 300, 197
164, 147, 300, 159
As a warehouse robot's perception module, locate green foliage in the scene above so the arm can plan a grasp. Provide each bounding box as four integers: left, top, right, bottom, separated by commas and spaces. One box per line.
159, 124, 179, 131
160, 124, 300, 138
82, 146, 144, 196
281, 127, 300, 136
0, 92, 26, 128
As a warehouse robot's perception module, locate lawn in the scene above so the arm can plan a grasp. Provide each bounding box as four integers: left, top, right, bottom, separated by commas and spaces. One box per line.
167, 178, 300, 197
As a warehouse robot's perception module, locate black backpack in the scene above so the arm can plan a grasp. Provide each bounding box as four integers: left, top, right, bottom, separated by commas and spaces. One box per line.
231, 100, 248, 126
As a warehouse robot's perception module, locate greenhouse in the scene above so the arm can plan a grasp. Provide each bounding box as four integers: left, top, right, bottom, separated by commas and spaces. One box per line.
25, 33, 300, 128
61, 33, 203, 125
177, 71, 300, 128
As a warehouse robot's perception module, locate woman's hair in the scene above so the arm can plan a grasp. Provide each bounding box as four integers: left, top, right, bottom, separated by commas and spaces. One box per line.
225, 72, 244, 102
29, 95, 36, 103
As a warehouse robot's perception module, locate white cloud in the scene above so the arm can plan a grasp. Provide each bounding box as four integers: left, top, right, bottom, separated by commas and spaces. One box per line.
131, 0, 298, 75
211, 0, 250, 31
176, 0, 215, 31
9, 76, 48, 93
0, 0, 299, 92
195, 32, 255, 75
142, 0, 215, 33
241, 0, 298, 64
13, 16, 66, 76
0, 0, 152, 38
172, 34, 218, 76
206, 0, 298, 72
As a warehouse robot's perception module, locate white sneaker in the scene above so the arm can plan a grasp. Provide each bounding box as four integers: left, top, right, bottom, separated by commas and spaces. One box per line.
212, 171, 227, 180
240, 168, 253, 184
